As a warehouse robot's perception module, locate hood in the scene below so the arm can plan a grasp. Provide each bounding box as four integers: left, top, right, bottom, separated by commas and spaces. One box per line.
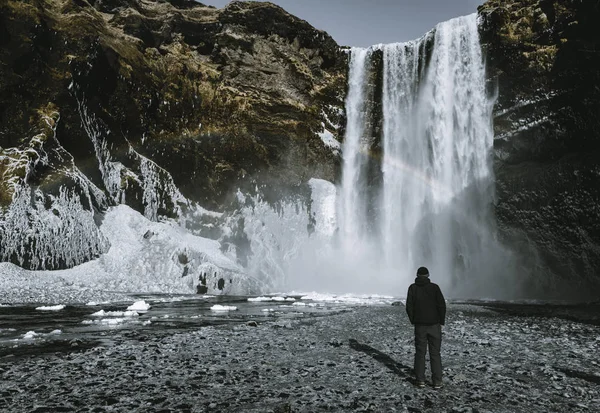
415, 276, 431, 286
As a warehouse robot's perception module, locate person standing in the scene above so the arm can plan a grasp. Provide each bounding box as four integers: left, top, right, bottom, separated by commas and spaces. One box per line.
406, 266, 446, 389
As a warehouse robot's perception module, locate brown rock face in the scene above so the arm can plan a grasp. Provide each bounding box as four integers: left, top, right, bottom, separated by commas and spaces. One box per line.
479, 0, 600, 295
0, 0, 346, 269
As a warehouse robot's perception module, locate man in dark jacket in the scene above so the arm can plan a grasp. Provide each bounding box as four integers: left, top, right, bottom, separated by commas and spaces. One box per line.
406, 266, 446, 389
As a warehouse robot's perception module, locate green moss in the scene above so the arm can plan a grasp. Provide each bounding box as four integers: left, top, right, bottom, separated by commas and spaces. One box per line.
6, 0, 40, 23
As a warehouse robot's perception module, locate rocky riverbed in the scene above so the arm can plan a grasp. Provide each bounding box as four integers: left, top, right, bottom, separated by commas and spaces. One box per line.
1, 298, 599, 412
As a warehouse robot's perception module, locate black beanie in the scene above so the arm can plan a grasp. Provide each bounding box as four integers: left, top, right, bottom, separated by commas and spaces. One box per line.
416, 266, 429, 277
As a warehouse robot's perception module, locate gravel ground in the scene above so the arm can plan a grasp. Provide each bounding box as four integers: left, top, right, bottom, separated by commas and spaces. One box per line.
1, 303, 599, 412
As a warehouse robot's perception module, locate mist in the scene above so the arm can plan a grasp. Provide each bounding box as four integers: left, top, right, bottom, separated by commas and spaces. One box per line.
233, 15, 535, 300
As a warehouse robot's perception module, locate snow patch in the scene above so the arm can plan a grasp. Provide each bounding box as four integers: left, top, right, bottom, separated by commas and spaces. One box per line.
318, 123, 341, 154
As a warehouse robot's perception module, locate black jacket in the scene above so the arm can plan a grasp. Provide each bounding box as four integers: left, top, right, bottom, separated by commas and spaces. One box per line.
406, 276, 446, 325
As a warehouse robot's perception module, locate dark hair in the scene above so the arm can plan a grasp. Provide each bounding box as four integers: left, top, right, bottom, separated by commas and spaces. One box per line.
416, 266, 429, 276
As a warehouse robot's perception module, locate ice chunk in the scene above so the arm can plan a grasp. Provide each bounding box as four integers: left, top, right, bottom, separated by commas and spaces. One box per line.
23, 331, 38, 339
127, 300, 150, 311
82, 318, 132, 325
210, 305, 237, 311
35, 305, 66, 311
248, 296, 272, 302
90, 310, 139, 317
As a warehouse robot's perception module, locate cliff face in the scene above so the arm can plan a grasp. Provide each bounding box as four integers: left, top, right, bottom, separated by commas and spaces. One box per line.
0, 0, 346, 270
2, 0, 599, 296
478, 0, 600, 293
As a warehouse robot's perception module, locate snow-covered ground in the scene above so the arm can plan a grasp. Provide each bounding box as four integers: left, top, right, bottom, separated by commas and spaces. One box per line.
0, 302, 598, 412
0, 205, 252, 304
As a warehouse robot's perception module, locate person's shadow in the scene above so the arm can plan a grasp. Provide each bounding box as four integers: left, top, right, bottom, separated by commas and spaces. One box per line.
348, 339, 415, 382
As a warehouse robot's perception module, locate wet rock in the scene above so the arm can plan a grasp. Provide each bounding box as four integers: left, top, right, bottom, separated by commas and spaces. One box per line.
69, 339, 82, 348
328, 339, 343, 347
478, 0, 600, 294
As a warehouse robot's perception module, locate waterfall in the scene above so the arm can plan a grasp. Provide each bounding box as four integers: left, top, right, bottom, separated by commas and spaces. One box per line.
242, 13, 516, 297
338, 14, 508, 296
338, 48, 372, 251
380, 38, 429, 273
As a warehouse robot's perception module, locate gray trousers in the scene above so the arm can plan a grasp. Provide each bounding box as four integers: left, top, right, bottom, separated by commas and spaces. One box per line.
414, 324, 442, 383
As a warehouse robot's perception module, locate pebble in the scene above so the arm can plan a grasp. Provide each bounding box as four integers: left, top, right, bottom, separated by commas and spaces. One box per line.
0, 304, 598, 412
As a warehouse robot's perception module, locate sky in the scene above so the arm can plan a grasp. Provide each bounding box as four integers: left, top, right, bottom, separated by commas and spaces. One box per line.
201, 0, 484, 47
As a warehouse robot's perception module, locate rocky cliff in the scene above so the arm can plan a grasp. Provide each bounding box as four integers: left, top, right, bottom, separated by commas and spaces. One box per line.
478, 0, 600, 295
0, 0, 346, 270
1, 0, 599, 297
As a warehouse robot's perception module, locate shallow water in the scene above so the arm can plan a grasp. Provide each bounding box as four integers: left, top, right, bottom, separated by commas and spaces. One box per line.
0, 294, 362, 355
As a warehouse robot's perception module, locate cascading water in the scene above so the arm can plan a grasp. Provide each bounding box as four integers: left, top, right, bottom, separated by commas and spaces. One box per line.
244, 13, 519, 298
338, 48, 372, 251
336, 14, 514, 296
380, 38, 429, 273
